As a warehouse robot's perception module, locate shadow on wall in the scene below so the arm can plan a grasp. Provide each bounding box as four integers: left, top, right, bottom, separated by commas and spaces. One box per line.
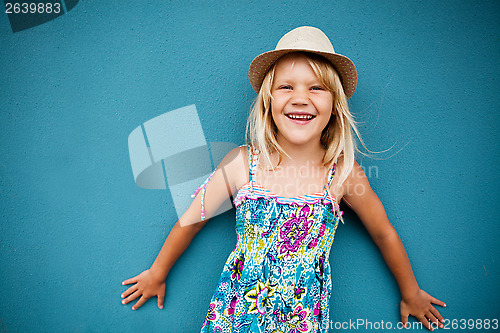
4, 0, 79, 33
128, 104, 238, 220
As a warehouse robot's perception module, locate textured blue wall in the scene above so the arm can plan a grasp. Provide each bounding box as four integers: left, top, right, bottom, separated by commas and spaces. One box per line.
1, 1, 499, 332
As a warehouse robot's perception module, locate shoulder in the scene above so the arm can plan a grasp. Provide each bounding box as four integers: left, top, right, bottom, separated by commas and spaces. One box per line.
346, 160, 367, 182
341, 159, 374, 201
217, 145, 248, 171
330, 156, 371, 200
333, 155, 366, 181
216, 144, 251, 190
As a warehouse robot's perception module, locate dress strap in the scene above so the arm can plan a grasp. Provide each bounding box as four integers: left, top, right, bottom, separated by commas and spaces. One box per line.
247, 145, 253, 183
327, 162, 337, 187
247, 145, 254, 194
324, 162, 344, 223
247, 145, 259, 194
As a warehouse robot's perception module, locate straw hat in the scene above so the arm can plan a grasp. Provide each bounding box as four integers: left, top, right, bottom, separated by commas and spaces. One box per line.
248, 26, 357, 99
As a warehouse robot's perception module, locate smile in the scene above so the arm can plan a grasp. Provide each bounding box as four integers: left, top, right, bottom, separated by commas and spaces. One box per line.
284, 113, 316, 126
285, 114, 316, 121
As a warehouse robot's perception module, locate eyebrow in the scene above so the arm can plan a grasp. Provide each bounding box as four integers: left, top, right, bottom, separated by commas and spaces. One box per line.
273, 77, 323, 86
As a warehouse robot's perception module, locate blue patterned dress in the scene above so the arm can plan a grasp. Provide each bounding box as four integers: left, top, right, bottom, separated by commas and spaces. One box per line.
200, 145, 341, 333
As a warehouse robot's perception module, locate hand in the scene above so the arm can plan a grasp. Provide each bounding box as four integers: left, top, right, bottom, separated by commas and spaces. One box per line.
121, 269, 166, 310
400, 289, 446, 331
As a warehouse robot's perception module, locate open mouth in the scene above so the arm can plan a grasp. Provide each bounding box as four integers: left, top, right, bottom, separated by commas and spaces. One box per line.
285, 113, 316, 123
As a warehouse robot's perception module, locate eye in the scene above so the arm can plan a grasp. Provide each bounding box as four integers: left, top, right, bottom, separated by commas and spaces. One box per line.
311, 86, 325, 91
278, 85, 292, 90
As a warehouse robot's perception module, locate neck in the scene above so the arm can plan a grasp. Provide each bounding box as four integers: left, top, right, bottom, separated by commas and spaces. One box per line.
275, 137, 325, 166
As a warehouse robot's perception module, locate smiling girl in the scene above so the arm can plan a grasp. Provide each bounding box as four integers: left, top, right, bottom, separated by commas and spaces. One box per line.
121, 26, 446, 332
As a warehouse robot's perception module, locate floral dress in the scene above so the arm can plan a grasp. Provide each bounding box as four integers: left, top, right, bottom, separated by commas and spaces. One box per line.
200, 145, 341, 333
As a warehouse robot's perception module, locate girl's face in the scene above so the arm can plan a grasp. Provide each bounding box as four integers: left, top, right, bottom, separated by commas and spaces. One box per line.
270, 54, 333, 149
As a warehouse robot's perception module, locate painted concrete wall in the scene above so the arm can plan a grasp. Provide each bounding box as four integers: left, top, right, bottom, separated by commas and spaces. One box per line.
1, 1, 498, 332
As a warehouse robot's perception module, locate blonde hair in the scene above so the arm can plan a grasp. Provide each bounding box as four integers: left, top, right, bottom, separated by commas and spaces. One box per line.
245, 52, 365, 204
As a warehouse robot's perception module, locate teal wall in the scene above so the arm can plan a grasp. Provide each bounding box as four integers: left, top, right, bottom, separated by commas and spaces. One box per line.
1, 1, 499, 332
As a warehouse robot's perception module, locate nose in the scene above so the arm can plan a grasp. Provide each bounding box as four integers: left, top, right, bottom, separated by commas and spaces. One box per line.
291, 88, 309, 106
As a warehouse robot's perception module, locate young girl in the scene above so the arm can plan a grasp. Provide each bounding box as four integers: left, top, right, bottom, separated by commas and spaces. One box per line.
121, 26, 446, 332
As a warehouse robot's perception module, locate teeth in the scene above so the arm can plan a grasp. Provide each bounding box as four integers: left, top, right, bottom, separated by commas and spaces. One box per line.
287, 114, 314, 120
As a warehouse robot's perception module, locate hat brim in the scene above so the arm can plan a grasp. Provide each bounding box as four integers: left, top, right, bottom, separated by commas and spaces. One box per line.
248, 49, 357, 99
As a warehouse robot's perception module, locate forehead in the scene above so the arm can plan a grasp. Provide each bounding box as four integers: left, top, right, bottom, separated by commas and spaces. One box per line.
274, 53, 311, 71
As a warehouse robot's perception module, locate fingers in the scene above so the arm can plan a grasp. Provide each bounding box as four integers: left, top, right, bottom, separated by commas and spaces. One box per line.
429, 294, 446, 329
430, 306, 445, 325
122, 276, 138, 286
132, 296, 148, 310
430, 295, 446, 308
120, 271, 166, 311
425, 311, 440, 329
122, 289, 140, 305
417, 315, 434, 331
121, 285, 138, 299
157, 294, 164, 310
400, 312, 409, 328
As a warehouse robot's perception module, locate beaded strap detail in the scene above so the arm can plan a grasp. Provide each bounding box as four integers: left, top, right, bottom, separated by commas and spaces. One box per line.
248, 145, 259, 194
191, 168, 217, 221
324, 163, 344, 223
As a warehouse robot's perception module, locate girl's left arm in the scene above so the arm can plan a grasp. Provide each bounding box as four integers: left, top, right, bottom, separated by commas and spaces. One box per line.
341, 161, 446, 331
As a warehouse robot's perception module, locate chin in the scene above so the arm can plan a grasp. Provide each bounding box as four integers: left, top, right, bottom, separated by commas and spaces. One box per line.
281, 136, 317, 147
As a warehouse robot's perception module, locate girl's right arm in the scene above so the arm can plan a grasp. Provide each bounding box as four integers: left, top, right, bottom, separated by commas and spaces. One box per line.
121, 146, 248, 310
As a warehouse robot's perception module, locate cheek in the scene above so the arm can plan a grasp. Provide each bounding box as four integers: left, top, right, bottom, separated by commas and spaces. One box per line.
322, 98, 334, 113
270, 100, 282, 121
270, 97, 281, 112
312, 95, 333, 112
321, 113, 333, 128
318, 104, 334, 129
270, 92, 289, 108
269, 106, 280, 129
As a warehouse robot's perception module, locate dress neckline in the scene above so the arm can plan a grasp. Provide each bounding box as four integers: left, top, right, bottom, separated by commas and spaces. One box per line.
231, 145, 338, 208
233, 182, 336, 209
249, 145, 336, 199
251, 181, 328, 200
